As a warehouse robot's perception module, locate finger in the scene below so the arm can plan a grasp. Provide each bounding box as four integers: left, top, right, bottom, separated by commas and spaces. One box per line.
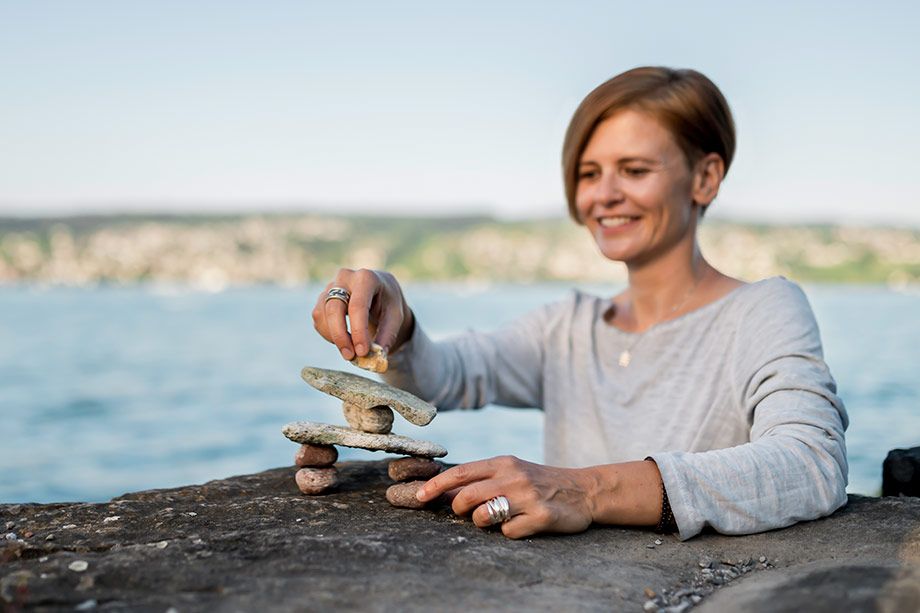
324, 295, 354, 359
451, 480, 509, 517
416, 460, 499, 502
469, 496, 519, 529
373, 301, 403, 353
442, 487, 462, 504
311, 282, 336, 343
347, 271, 378, 357
500, 515, 537, 540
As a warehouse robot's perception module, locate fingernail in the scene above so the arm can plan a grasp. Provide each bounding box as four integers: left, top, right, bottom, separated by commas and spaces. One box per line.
415, 488, 427, 501
355, 343, 366, 356
341, 348, 354, 360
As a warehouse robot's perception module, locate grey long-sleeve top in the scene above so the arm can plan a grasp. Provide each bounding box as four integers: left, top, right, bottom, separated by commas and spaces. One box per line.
382, 277, 849, 540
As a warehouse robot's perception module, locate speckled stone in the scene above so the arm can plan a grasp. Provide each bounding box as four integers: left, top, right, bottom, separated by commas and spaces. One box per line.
388, 457, 441, 482
350, 342, 388, 373
301, 367, 436, 426
343, 402, 394, 434
295, 467, 339, 495
385, 481, 427, 509
293, 443, 338, 467
282, 421, 447, 458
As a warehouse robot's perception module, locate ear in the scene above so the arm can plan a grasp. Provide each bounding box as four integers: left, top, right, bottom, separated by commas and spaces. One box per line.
690, 153, 725, 209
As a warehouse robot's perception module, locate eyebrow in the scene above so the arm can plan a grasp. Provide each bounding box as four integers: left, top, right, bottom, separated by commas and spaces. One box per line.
578, 156, 661, 166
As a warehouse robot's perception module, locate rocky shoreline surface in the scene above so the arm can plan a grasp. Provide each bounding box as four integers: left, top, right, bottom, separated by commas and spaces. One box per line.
2, 461, 918, 612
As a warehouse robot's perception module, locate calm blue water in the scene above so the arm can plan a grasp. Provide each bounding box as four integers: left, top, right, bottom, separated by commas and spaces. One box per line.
1, 283, 918, 503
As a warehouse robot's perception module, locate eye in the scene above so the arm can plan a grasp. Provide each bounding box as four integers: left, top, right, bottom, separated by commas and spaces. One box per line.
622, 167, 650, 177
577, 168, 598, 181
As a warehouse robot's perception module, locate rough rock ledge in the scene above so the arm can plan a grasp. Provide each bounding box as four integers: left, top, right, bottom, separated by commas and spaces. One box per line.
1, 461, 918, 612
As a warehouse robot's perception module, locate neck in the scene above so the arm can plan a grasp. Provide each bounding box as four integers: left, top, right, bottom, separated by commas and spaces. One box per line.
624, 235, 710, 332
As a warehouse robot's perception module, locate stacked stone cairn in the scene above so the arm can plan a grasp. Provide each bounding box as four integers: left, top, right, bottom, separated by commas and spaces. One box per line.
283, 350, 447, 509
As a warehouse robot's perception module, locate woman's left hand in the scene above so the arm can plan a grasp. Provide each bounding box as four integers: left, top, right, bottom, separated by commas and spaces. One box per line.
415, 455, 598, 539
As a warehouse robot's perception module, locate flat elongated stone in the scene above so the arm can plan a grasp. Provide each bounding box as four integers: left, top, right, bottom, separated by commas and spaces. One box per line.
343, 402, 393, 434
301, 367, 436, 426
282, 421, 447, 458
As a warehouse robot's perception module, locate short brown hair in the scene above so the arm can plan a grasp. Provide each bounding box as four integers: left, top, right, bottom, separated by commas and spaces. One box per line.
561, 66, 736, 222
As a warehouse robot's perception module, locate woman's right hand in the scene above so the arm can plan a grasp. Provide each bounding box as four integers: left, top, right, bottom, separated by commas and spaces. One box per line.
311, 268, 414, 360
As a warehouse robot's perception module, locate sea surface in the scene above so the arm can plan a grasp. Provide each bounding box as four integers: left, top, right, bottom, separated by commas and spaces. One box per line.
1, 282, 918, 503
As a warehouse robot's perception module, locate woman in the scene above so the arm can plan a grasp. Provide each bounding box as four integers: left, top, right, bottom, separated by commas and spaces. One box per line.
311, 67, 848, 540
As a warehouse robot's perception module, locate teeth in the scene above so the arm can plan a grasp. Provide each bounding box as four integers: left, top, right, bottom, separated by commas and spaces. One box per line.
598, 217, 636, 227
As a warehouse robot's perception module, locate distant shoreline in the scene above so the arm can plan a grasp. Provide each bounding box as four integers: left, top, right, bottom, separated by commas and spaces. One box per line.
2, 213, 918, 286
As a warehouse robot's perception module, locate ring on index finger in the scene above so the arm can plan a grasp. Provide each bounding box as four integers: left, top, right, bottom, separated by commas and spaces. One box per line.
485, 495, 511, 525
325, 287, 351, 306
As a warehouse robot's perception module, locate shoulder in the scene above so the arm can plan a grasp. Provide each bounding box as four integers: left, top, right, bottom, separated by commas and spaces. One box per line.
516, 288, 607, 338
728, 276, 824, 356
730, 276, 815, 322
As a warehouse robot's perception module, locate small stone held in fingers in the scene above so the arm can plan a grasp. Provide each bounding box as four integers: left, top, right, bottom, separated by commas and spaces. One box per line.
295, 467, 339, 495
294, 443, 338, 467
350, 342, 388, 373
388, 457, 441, 482
386, 481, 428, 509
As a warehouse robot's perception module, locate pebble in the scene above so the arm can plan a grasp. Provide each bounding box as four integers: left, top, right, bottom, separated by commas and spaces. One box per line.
4, 532, 17, 541
294, 443, 339, 467
759, 556, 767, 563
68, 560, 89, 572
102, 516, 120, 523
343, 402, 394, 434
646, 544, 656, 549
155, 541, 168, 549
295, 467, 339, 495
4, 521, 13, 530
644, 587, 656, 599
62, 524, 77, 529
350, 342, 389, 373
643, 601, 657, 612
75, 599, 97, 610
385, 481, 427, 509
654, 538, 662, 545
388, 457, 441, 482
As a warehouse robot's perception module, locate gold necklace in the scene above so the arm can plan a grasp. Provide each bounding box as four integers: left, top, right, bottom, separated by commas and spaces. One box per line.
617, 276, 703, 368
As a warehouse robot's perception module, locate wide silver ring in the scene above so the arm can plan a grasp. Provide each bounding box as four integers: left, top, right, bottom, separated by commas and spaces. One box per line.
485, 495, 511, 525
325, 287, 351, 306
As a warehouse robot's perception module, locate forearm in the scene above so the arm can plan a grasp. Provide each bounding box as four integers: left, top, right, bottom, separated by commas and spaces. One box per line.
580, 460, 663, 527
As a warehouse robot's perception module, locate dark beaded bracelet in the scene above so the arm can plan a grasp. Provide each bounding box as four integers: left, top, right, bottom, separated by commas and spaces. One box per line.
645, 456, 677, 534
655, 479, 678, 534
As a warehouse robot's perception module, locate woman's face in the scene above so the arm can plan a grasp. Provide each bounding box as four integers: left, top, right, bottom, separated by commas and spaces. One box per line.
575, 109, 699, 266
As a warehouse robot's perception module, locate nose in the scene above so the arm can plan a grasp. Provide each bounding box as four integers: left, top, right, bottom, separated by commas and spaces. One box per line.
592, 171, 625, 211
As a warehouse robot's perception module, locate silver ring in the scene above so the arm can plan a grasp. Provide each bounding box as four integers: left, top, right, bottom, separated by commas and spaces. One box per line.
325, 287, 351, 306
485, 495, 511, 525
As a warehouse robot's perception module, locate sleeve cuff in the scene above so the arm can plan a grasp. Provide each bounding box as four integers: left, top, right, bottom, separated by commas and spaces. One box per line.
648, 452, 705, 541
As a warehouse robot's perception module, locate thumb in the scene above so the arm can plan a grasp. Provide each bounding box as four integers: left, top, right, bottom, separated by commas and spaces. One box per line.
373, 305, 403, 352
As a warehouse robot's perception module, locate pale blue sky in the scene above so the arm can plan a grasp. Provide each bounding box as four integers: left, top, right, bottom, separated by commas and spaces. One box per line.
2, 1, 918, 224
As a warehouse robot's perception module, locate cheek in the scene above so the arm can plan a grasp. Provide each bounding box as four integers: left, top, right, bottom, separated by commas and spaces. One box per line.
574, 188, 592, 220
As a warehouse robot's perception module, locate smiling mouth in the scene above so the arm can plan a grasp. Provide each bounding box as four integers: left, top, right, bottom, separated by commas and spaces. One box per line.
597, 216, 639, 228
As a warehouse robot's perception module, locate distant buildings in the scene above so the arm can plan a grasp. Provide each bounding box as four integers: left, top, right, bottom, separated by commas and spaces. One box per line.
1, 214, 918, 287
